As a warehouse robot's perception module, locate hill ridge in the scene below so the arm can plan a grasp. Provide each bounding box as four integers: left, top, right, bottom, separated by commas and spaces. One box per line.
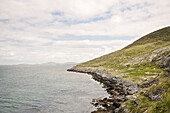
68, 27, 170, 113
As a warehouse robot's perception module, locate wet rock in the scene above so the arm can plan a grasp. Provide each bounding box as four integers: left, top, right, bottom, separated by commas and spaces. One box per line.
94, 102, 98, 106
67, 68, 140, 112
67, 46, 170, 113
109, 89, 119, 95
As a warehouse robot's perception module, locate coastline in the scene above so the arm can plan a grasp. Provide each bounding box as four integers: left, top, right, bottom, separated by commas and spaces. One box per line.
67, 68, 140, 112
66, 27, 170, 112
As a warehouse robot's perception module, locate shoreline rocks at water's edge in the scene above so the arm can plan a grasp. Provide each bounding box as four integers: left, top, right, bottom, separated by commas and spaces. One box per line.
67, 68, 140, 113
67, 27, 170, 112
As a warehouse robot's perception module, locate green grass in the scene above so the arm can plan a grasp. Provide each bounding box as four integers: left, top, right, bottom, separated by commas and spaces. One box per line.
125, 26, 170, 49
122, 73, 170, 113
125, 63, 163, 76
74, 41, 169, 84
71, 27, 170, 113
73, 27, 170, 84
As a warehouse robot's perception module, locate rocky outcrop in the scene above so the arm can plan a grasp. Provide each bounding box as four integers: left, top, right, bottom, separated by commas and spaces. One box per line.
138, 77, 159, 88
67, 50, 169, 112
67, 27, 170, 112
67, 68, 140, 112
145, 88, 164, 101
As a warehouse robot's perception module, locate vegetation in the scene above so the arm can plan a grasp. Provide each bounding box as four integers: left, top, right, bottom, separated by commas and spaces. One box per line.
72, 26, 170, 112
122, 73, 170, 113
73, 27, 170, 83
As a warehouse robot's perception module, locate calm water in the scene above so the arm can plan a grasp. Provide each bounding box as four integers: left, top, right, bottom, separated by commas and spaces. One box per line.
0, 64, 108, 113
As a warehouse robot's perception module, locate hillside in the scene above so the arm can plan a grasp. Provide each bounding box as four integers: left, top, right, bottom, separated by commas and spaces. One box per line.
69, 26, 170, 113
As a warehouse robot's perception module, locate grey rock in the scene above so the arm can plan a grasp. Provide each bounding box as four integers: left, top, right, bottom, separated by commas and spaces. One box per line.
150, 76, 156, 78
131, 79, 136, 82
161, 73, 168, 78
67, 67, 140, 112
132, 95, 137, 99
122, 104, 126, 108
124, 109, 129, 113
139, 78, 159, 88
126, 95, 132, 100
143, 78, 148, 81
164, 68, 170, 73
123, 74, 128, 78
150, 94, 163, 101
127, 68, 134, 71
134, 100, 139, 105
152, 73, 159, 75
145, 72, 150, 75
163, 55, 170, 66
143, 88, 164, 101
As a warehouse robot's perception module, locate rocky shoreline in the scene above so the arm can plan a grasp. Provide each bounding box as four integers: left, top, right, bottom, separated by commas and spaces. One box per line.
67, 68, 140, 113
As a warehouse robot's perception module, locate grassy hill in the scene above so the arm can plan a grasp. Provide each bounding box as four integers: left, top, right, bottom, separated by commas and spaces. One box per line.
71, 26, 170, 113
73, 27, 170, 83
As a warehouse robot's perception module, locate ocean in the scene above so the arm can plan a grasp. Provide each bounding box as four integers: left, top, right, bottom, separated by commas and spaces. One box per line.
0, 64, 108, 113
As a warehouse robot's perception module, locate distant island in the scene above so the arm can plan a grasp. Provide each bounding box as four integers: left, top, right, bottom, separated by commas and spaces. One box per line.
68, 27, 170, 113
0, 62, 77, 66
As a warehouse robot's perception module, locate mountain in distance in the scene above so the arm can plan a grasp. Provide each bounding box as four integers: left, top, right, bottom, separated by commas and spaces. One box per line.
0, 62, 78, 66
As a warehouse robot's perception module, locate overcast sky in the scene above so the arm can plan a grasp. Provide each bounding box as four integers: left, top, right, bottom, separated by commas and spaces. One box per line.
0, 0, 170, 65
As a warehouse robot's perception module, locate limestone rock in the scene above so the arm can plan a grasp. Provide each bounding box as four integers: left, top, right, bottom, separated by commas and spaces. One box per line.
123, 74, 128, 78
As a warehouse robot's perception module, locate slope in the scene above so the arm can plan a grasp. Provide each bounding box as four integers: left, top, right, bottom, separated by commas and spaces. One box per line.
69, 26, 170, 113
72, 26, 170, 84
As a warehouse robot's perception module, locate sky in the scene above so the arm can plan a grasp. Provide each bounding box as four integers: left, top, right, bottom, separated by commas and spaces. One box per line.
0, 0, 170, 65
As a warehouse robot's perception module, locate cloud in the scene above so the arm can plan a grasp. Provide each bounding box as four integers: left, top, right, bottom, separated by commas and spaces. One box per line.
0, 39, 134, 64
0, 0, 169, 64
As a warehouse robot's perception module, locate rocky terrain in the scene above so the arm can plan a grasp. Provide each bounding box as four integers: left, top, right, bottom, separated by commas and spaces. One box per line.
67, 27, 170, 113
67, 68, 140, 112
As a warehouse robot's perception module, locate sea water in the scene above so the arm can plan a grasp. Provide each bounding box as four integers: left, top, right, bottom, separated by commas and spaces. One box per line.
0, 64, 108, 113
